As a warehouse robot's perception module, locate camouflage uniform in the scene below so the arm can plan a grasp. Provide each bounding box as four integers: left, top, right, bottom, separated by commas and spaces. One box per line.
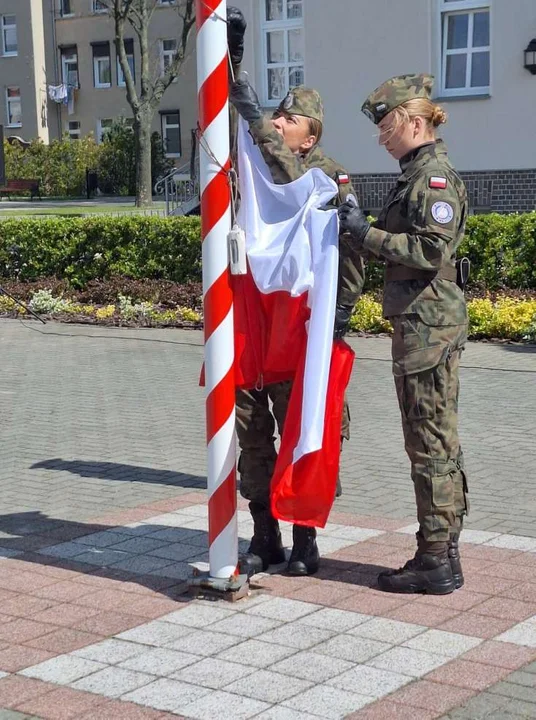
349, 74, 469, 546
237, 87, 365, 507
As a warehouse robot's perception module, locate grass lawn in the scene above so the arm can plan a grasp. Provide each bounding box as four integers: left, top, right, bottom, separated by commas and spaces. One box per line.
0, 202, 166, 217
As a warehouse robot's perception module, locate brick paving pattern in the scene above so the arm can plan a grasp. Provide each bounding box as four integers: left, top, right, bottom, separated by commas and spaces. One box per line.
0, 320, 535, 719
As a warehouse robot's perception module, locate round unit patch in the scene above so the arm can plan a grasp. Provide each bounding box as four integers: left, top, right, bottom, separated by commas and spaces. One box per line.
431, 201, 454, 224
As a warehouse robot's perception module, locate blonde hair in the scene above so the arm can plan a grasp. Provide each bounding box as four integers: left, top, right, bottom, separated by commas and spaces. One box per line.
307, 117, 323, 145
390, 98, 448, 135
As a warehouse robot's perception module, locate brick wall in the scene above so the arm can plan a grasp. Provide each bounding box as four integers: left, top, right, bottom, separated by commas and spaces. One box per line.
352, 169, 536, 214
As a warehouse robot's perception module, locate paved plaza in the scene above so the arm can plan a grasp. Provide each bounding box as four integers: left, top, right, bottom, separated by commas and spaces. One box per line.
0, 319, 535, 719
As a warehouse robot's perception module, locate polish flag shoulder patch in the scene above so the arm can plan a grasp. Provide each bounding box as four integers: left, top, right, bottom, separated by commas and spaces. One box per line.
429, 176, 448, 189
337, 173, 350, 184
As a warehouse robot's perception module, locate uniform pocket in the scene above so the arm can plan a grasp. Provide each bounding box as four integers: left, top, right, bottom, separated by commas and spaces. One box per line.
431, 459, 456, 509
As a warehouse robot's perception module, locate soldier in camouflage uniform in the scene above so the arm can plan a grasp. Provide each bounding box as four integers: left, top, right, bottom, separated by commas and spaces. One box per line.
228, 65, 365, 577
338, 74, 469, 595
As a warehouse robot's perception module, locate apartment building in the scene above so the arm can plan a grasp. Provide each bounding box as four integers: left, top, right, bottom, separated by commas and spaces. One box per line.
1, 0, 535, 211
0, 0, 197, 164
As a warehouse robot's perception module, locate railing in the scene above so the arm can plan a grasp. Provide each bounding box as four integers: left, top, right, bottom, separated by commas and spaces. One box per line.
154, 162, 200, 216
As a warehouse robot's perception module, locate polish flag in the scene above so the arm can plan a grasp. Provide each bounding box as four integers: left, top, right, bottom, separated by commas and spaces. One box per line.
233, 119, 355, 528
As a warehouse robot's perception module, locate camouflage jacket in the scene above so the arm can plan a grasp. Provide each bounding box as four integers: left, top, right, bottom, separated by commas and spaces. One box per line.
356, 140, 468, 325
247, 115, 366, 308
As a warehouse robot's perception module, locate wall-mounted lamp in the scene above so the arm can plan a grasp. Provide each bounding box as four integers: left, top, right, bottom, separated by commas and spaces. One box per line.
524, 39, 536, 75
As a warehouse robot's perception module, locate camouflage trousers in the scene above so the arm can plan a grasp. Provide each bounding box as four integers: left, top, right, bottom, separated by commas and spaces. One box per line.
236, 381, 350, 507
391, 317, 469, 545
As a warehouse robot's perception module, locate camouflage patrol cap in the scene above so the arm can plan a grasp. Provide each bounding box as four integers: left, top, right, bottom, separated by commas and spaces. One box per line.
361, 74, 434, 124
276, 86, 324, 124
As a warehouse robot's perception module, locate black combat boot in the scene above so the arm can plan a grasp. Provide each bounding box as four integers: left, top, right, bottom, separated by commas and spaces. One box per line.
448, 533, 464, 589
238, 502, 286, 578
287, 525, 320, 576
378, 553, 455, 595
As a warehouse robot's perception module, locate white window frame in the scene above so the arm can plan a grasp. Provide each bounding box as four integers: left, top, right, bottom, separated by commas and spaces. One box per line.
93, 46, 112, 88
161, 111, 181, 158
92, 0, 108, 13
437, 0, 491, 97
6, 86, 21, 127
1, 14, 18, 56
117, 46, 135, 86
61, 49, 79, 87
96, 117, 113, 143
159, 38, 177, 75
260, 0, 305, 106
66, 120, 80, 139
59, 0, 73, 17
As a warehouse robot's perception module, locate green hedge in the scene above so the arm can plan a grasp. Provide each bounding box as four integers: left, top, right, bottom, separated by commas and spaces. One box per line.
1, 211, 536, 290
0, 216, 202, 288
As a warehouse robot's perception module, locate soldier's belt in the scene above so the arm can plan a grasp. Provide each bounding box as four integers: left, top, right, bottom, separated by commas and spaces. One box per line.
385, 264, 458, 283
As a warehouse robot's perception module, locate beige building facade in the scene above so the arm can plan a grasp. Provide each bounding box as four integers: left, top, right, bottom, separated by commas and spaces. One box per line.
1, 0, 535, 210
0, 0, 197, 165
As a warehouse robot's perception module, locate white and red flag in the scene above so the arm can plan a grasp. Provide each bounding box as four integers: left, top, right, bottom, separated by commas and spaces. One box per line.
233, 119, 355, 528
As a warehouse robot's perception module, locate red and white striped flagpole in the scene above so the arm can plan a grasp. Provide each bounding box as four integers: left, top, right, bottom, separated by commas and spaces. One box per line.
196, 0, 238, 579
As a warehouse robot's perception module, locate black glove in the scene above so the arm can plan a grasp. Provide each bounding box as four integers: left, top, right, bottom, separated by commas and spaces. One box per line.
338, 198, 371, 244
230, 77, 262, 123
333, 303, 353, 339
227, 6, 247, 67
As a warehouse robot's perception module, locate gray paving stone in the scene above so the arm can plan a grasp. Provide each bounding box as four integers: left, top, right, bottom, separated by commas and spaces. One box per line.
327, 664, 411, 698
207, 613, 282, 639
224, 669, 313, 703
348, 617, 426, 645
217, 639, 298, 668
245, 597, 322, 622
160, 601, 237, 628
118, 647, 200, 675
508, 670, 536, 688
403, 629, 483, 657
487, 681, 536, 703
167, 629, 241, 656
172, 656, 254, 689
496, 619, 536, 648
70, 666, 156, 698
116, 620, 194, 646
282, 684, 374, 719
296, 608, 371, 633
443, 692, 510, 719
72, 639, 147, 664
254, 709, 314, 720
368, 645, 451, 677
271, 650, 355, 683
314, 634, 391, 663
20, 655, 106, 684
177, 690, 270, 720
256, 623, 335, 651
122, 677, 210, 712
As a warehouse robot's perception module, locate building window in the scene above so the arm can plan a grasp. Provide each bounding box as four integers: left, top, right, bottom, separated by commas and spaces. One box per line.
439, 0, 490, 96
6, 86, 21, 126
92, 42, 112, 88
117, 38, 135, 86
261, 0, 304, 104
60, 0, 73, 17
66, 120, 80, 139
160, 111, 181, 157
92, 0, 108, 13
61, 46, 79, 87
160, 39, 177, 74
97, 118, 113, 142
1, 15, 17, 56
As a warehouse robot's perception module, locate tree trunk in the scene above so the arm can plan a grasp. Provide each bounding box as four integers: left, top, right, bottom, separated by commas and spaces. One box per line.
135, 113, 152, 207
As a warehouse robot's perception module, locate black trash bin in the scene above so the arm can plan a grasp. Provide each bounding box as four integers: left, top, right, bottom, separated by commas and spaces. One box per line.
86, 169, 98, 199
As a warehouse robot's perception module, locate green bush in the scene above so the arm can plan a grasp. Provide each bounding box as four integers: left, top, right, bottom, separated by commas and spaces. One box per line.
363, 211, 536, 293
0, 216, 202, 288
2, 211, 536, 294
4, 135, 100, 197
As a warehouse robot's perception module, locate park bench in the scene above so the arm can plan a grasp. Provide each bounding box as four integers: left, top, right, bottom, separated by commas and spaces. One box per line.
0, 179, 41, 201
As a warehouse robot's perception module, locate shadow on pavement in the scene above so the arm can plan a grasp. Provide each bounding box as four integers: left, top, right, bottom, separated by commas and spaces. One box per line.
31, 459, 206, 489
500, 343, 536, 354
0, 510, 389, 601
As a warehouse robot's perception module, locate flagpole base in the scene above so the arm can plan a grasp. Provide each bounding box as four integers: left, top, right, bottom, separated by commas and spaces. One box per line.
187, 572, 250, 603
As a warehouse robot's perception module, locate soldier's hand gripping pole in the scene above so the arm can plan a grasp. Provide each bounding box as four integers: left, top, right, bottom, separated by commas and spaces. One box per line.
0, 285, 46, 324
